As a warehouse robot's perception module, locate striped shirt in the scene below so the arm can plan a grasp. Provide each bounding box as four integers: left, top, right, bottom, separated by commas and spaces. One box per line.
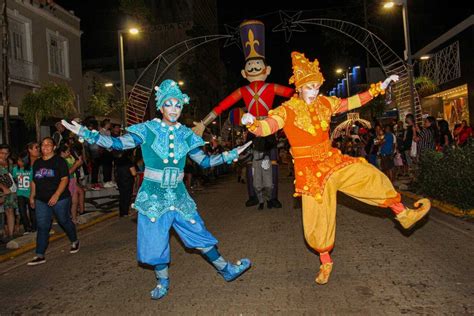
417, 128, 435, 153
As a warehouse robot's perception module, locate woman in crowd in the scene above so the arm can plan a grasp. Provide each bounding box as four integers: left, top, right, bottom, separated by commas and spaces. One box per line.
437, 120, 453, 152
454, 120, 472, 147
0, 144, 17, 238
27, 137, 79, 266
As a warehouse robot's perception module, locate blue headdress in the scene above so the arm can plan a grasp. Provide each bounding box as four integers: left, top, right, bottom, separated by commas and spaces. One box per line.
154, 79, 190, 109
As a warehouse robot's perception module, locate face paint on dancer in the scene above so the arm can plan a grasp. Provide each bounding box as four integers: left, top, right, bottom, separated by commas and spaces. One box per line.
299, 82, 321, 105
241, 58, 272, 82
160, 98, 183, 124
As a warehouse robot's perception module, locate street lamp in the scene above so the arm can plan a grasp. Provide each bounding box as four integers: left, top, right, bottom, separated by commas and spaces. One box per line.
178, 80, 184, 86
129, 28, 139, 35
336, 67, 352, 97
383, 0, 416, 117
104, 82, 114, 87
118, 27, 140, 127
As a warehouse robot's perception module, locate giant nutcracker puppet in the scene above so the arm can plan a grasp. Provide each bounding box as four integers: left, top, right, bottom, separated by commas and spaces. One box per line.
193, 20, 294, 208
242, 52, 431, 285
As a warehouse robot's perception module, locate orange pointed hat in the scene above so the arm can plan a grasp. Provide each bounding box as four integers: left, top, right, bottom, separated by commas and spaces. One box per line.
289, 52, 325, 89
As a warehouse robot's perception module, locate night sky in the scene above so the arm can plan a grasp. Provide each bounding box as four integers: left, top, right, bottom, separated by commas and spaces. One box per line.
57, 0, 471, 90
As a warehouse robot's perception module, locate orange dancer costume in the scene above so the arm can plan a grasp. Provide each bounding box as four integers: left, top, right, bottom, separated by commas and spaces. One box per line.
243, 52, 431, 285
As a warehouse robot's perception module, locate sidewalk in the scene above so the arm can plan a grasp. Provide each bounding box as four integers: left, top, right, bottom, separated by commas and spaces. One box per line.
400, 190, 474, 217
393, 176, 474, 218
0, 187, 120, 262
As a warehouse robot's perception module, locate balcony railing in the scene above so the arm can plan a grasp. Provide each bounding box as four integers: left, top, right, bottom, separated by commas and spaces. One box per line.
8, 58, 39, 84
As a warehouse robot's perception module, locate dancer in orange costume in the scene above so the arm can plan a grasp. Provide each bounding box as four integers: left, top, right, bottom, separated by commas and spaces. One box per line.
242, 52, 431, 285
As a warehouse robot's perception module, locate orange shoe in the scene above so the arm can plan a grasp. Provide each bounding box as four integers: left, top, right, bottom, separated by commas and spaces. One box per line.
315, 262, 333, 285
396, 198, 431, 229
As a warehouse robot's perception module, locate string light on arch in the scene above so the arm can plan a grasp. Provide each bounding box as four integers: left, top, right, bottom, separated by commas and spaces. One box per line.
223, 24, 242, 51
272, 10, 306, 43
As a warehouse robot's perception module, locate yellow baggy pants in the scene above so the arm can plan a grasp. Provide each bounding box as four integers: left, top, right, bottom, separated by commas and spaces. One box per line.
301, 162, 400, 253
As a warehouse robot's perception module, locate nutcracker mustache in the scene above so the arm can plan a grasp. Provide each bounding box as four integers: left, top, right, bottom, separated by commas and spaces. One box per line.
247, 67, 262, 73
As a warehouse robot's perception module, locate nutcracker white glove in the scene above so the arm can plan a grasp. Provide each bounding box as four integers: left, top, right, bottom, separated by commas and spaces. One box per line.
241, 113, 256, 125
261, 159, 271, 170
381, 75, 400, 90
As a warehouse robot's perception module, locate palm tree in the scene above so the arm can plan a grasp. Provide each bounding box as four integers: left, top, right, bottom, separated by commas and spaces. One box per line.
21, 82, 77, 141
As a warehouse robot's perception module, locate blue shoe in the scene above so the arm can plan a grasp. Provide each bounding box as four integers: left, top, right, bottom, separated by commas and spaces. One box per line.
218, 259, 251, 282
150, 278, 169, 300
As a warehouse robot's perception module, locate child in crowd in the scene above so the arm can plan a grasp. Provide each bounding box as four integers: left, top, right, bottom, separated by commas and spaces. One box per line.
13, 151, 34, 234
58, 145, 82, 223
0, 144, 17, 238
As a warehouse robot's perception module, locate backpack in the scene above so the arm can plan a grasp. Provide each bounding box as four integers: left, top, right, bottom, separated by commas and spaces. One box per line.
0, 164, 17, 193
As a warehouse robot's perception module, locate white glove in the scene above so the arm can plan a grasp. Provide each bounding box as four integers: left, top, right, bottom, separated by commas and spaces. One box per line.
236, 141, 252, 155
261, 159, 271, 170
61, 119, 82, 135
241, 113, 256, 125
61, 119, 90, 143
381, 75, 400, 90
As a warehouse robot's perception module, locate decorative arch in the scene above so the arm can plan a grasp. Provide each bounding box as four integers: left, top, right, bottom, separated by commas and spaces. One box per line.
296, 18, 421, 123
125, 35, 230, 126
126, 19, 421, 126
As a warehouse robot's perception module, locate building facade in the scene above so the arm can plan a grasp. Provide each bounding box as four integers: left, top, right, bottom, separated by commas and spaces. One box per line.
414, 15, 473, 128
0, 0, 82, 148
82, 0, 225, 124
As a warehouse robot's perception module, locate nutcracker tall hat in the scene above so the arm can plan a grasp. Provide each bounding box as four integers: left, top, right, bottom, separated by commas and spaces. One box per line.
289, 51, 325, 89
240, 20, 265, 61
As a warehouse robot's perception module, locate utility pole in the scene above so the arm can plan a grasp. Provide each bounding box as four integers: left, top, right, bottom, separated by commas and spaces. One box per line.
401, 0, 417, 117
1, 0, 10, 144
363, 0, 371, 74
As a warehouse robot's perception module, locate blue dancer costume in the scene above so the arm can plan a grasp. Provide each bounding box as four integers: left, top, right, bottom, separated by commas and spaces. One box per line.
70, 80, 251, 300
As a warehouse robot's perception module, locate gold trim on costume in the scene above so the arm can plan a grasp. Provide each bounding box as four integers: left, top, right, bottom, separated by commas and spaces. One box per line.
245, 29, 263, 60
368, 82, 385, 97
239, 20, 264, 27
285, 97, 331, 135
289, 52, 325, 88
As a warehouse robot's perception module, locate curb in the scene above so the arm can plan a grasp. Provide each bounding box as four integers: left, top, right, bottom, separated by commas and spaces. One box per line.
400, 191, 474, 217
0, 211, 119, 263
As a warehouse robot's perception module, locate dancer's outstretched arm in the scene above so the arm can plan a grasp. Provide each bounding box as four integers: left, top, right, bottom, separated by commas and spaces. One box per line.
189, 141, 252, 169
61, 120, 143, 150
241, 106, 287, 137
328, 75, 399, 115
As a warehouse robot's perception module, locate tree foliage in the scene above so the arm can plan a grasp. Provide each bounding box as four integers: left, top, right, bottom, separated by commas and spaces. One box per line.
21, 82, 76, 141
414, 76, 439, 97
86, 79, 122, 117
21, 82, 76, 128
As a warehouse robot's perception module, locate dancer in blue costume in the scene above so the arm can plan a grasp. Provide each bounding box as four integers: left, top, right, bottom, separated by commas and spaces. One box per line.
62, 79, 252, 300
